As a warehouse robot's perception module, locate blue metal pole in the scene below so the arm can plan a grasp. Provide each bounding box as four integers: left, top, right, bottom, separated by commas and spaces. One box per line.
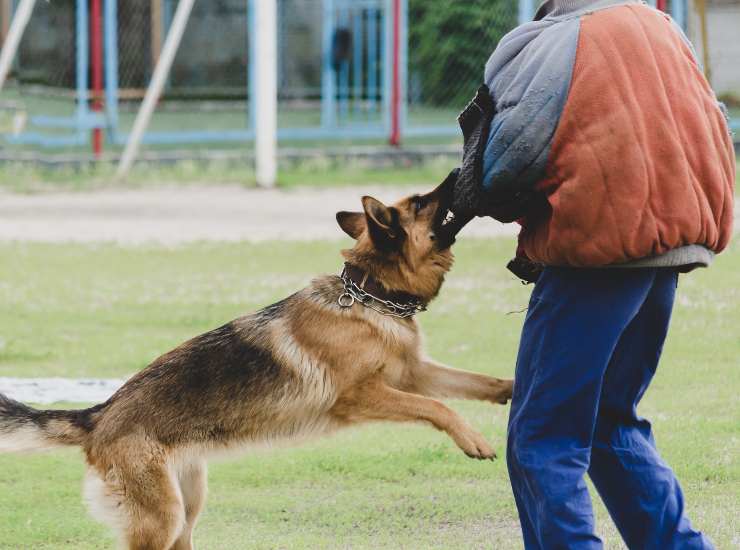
163, 0, 173, 33
399, 0, 407, 141
518, 0, 535, 25
76, 0, 89, 134
672, 0, 687, 31
381, 0, 391, 133
367, 5, 377, 116
104, 0, 119, 140
163, 0, 173, 90
338, 3, 349, 124
321, 0, 336, 130
352, 8, 362, 118
248, 0, 256, 132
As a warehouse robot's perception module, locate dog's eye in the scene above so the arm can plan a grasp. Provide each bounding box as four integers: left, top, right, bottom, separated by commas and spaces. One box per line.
412, 197, 424, 215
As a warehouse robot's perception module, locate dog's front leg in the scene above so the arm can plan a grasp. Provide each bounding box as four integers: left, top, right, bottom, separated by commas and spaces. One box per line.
402, 360, 513, 405
331, 376, 497, 459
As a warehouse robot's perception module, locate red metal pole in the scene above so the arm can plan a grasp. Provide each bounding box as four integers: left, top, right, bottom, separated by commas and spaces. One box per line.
91, 0, 104, 157
389, 0, 401, 147
656, 0, 667, 11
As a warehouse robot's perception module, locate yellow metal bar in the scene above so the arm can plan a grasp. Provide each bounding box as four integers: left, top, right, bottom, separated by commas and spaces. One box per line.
0, 0, 12, 45
151, 0, 163, 68
695, 0, 711, 84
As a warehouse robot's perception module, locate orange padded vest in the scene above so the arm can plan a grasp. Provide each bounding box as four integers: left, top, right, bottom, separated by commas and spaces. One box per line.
520, 5, 735, 266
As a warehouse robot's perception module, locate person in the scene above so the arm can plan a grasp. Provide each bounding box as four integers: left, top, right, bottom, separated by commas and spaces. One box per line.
449, 0, 735, 548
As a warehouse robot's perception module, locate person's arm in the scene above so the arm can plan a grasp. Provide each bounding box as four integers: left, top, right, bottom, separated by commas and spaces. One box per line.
452, 19, 580, 222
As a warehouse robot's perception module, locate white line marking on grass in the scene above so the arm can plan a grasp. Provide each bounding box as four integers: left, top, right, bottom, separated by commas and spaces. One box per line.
0, 378, 125, 405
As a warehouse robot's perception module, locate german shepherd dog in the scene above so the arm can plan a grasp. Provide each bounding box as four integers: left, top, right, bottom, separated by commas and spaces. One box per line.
0, 173, 513, 550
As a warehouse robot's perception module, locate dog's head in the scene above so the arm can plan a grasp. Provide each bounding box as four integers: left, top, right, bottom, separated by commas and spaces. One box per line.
336, 171, 470, 303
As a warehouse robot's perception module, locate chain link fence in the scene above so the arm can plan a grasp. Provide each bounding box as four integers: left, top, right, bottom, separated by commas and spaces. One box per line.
117, 0, 150, 92
277, 0, 322, 130
115, 0, 251, 145
4, 0, 732, 155
406, 0, 519, 136
18, 1, 76, 88
6, 0, 78, 141
2, 0, 523, 152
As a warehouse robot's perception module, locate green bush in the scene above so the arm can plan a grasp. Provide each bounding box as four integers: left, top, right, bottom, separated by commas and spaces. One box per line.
408, 0, 518, 107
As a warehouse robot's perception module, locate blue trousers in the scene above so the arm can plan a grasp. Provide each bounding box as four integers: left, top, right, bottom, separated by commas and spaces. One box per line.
507, 267, 712, 550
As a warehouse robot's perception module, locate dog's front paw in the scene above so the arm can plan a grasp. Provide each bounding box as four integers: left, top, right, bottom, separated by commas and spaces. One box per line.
453, 428, 497, 461
487, 378, 514, 405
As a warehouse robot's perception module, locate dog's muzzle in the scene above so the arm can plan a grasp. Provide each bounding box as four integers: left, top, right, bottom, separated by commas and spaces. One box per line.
433, 168, 474, 249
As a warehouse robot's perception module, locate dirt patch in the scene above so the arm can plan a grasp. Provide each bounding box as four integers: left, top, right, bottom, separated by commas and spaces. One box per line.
0, 186, 517, 244
0, 377, 125, 404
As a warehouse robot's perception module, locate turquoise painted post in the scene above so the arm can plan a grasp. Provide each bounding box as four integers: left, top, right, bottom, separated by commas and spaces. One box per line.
321, 0, 336, 130
672, 0, 687, 30
381, 0, 391, 134
352, 8, 362, 118
76, 0, 89, 136
104, 0, 119, 140
248, 0, 256, 132
518, 0, 535, 24
338, 3, 350, 124
367, 5, 377, 115
399, 0, 407, 142
163, 0, 173, 34
163, 0, 173, 90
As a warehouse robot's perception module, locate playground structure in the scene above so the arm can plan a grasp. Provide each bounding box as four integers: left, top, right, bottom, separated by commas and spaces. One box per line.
0, 0, 733, 182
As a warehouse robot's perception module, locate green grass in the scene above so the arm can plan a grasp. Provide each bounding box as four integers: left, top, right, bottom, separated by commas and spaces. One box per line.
0, 156, 459, 194
1, 145, 736, 199
0, 238, 738, 549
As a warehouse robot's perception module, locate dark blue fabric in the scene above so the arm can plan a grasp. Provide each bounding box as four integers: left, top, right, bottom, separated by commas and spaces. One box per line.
507, 267, 713, 549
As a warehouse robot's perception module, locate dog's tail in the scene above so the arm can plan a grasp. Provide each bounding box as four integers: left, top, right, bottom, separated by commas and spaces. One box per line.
0, 392, 98, 452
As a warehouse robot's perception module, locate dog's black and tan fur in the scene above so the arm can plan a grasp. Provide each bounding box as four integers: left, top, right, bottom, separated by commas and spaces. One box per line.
0, 178, 513, 550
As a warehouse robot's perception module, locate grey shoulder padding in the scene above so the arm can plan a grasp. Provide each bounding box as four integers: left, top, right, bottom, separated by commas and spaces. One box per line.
481, 17, 580, 198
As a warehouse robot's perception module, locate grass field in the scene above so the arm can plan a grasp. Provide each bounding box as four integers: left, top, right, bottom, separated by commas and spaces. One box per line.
0, 157, 460, 194
2, 146, 736, 197
0, 236, 738, 549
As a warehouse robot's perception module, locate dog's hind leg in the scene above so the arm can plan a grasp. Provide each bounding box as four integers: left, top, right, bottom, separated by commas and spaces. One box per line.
170, 458, 207, 550
118, 459, 186, 550
85, 457, 186, 550
83, 467, 129, 543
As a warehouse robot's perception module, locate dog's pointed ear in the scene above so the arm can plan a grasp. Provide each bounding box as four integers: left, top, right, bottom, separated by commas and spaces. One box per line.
362, 196, 404, 250
336, 211, 365, 239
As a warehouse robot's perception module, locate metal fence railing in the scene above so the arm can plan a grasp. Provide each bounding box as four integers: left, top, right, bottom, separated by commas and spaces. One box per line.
5, 0, 99, 148
120, 0, 253, 145
0, 0, 734, 155
2, 0, 400, 152
279, 0, 389, 140
404, 0, 519, 138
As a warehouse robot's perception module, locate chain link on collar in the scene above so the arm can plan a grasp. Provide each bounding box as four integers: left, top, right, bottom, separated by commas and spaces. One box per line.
337, 268, 427, 319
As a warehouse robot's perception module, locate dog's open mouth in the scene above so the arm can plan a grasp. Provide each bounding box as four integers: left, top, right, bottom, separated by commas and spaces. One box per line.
434, 205, 472, 249
430, 168, 474, 249
441, 209, 457, 228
